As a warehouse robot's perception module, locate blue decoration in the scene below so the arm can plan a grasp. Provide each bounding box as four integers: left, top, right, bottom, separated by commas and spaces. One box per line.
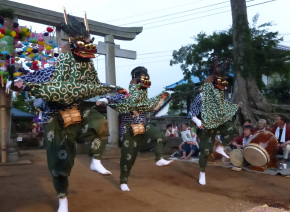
52, 44, 58, 48
20, 54, 25, 58
44, 54, 50, 57
23, 47, 28, 52
25, 63, 32, 67
0, 24, 2, 28
1, 51, 8, 55
23, 42, 29, 46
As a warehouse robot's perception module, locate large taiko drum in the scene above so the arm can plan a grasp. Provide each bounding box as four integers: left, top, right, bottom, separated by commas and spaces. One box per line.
243, 131, 278, 167
230, 149, 244, 167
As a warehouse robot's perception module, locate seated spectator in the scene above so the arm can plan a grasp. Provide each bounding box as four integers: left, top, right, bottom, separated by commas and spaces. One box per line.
271, 115, 290, 164
179, 123, 199, 159
231, 125, 253, 149
165, 124, 177, 137
173, 123, 180, 137
253, 119, 269, 133
244, 119, 252, 126
185, 123, 196, 137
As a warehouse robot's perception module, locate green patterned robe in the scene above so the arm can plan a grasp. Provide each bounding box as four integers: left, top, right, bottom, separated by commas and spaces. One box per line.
23, 53, 123, 105
107, 83, 165, 113
106, 83, 167, 184
201, 83, 239, 129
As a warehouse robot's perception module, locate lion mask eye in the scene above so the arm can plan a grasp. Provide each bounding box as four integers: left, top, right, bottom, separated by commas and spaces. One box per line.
76, 41, 85, 48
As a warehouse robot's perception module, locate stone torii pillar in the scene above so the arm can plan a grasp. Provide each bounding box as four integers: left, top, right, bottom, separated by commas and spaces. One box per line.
97, 36, 137, 153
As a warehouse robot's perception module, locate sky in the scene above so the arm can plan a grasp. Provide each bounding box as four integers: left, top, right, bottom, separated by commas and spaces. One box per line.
10, 0, 290, 97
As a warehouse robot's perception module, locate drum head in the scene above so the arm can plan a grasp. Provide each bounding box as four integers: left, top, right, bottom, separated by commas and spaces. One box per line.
243, 144, 269, 167
230, 149, 244, 167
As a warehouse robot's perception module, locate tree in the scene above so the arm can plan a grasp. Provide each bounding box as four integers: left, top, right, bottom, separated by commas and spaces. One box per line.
264, 76, 290, 105
12, 92, 36, 133
170, 12, 290, 124
12, 91, 35, 114
169, 81, 201, 116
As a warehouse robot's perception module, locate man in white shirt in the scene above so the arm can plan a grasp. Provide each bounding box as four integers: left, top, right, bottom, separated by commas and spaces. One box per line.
179, 124, 199, 159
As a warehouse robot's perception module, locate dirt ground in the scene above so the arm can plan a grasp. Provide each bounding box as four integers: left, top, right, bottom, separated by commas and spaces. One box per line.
1, 150, 290, 212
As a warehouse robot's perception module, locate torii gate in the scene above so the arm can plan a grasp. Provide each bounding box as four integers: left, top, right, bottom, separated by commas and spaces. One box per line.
0, 0, 143, 160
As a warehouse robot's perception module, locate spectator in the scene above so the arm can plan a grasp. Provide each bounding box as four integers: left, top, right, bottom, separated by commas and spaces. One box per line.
173, 123, 180, 137
31, 123, 38, 133
244, 119, 252, 126
165, 124, 177, 137
253, 119, 269, 133
232, 125, 253, 149
180, 124, 199, 159
185, 123, 196, 136
271, 115, 290, 164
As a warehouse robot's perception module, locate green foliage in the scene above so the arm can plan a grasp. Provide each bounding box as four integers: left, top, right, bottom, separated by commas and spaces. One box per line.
170, 14, 290, 89
264, 76, 290, 105
169, 81, 200, 114
12, 92, 36, 133
0, 8, 15, 20
12, 91, 35, 114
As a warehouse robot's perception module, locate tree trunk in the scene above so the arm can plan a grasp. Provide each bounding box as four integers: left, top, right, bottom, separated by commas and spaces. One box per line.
246, 77, 272, 112
232, 72, 256, 123
230, 0, 272, 126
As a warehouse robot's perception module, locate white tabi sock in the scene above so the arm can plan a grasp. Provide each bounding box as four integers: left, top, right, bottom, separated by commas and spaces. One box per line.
58, 197, 68, 212
156, 158, 173, 166
120, 184, 130, 191
216, 146, 229, 158
199, 172, 206, 185
90, 158, 112, 175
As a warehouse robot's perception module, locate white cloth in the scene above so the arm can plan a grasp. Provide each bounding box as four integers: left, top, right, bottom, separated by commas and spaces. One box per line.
283, 145, 290, 159
192, 116, 202, 127
98, 98, 109, 104
173, 127, 179, 137
275, 124, 286, 143
181, 130, 199, 149
166, 129, 175, 136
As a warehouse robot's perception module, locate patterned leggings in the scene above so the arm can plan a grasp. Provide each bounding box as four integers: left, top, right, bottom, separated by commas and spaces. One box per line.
120, 124, 165, 184
198, 121, 238, 172
45, 108, 109, 198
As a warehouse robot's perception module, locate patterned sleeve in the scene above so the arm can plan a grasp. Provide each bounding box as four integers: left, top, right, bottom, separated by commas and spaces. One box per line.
18, 66, 55, 83
144, 91, 166, 112
102, 93, 126, 104
188, 94, 202, 118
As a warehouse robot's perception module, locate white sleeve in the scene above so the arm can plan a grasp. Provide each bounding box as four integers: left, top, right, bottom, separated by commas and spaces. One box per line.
98, 98, 109, 104
192, 116, 202, 127
6, 81, 13, 89
6, 78, 22, 89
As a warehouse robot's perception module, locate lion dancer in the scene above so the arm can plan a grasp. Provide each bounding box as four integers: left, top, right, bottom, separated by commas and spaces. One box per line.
188, 64, 240, 185
97, 66, 173, 191
8, 11, 128, 212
